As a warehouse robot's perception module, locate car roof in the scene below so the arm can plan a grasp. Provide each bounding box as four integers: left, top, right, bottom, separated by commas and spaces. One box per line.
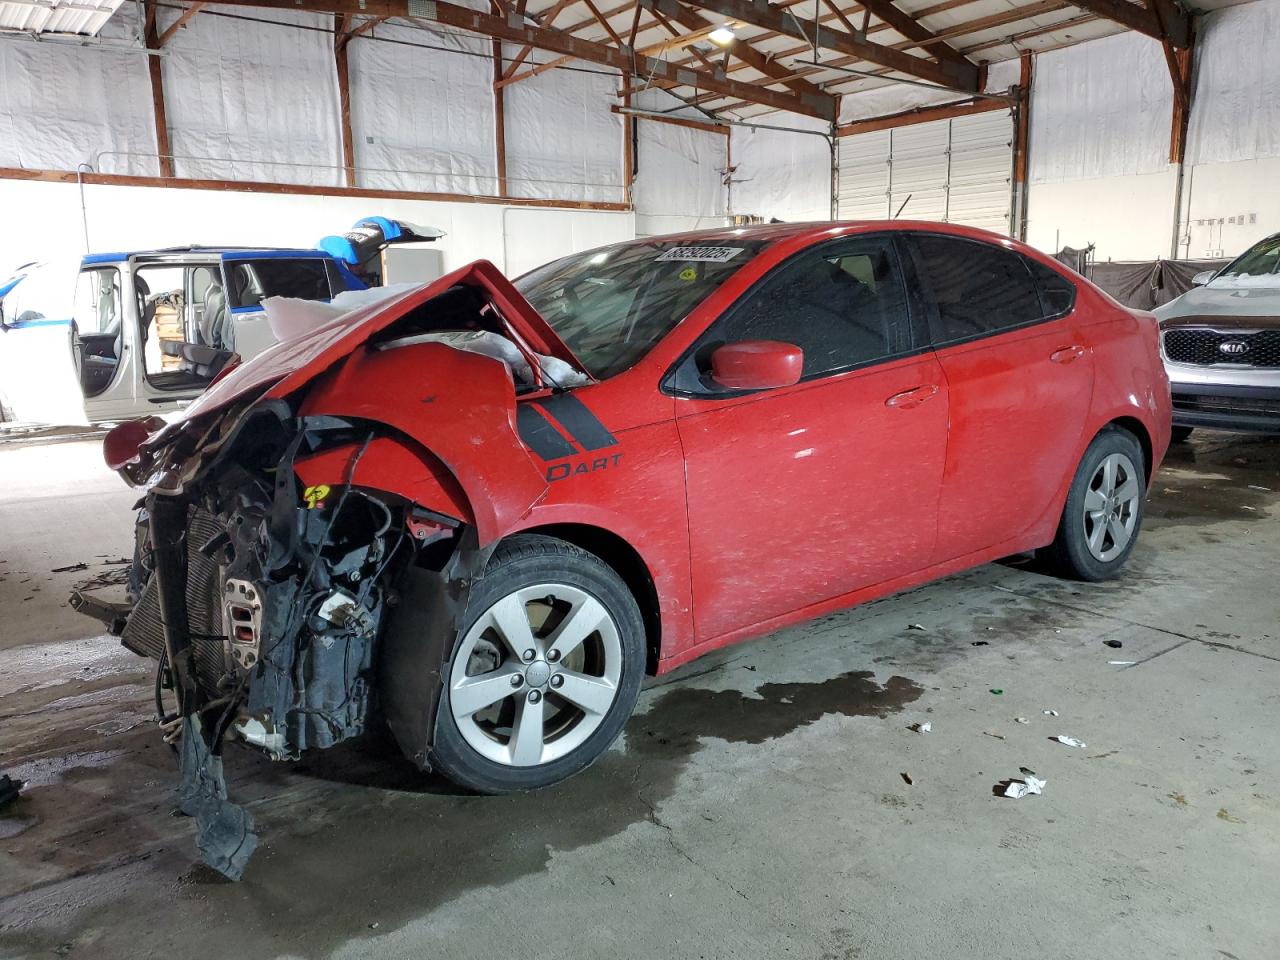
80, 247, 334, 267
608, 219, 1017, 248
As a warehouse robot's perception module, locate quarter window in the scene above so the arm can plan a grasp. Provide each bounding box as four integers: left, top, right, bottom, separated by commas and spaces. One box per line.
907, 235, 1045, 345
1027, 258, 1077, 319
671, 236, 914, 392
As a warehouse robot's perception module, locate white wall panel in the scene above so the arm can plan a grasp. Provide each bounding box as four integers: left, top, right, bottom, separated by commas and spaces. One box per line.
836, 129, 890, 220
1026, 169, 1177, 261
729, 114, 831, 222
160, 8, 343, 185
631, 91, 726, 237
349, 20, 497, 195
1029, 30, 1170, 183
0, 178, 634, 283
503, 64, 625, 204
0, 14, 157, 175
1186, 0, 1280, 165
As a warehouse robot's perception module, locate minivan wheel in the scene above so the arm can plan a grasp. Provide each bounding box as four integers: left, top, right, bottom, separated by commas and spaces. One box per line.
1041, 427, 1146, 582
430, 535, 644, 794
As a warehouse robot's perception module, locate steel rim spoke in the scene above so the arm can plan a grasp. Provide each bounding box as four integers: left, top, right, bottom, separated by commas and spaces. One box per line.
553, 669, 617, 716
451, 664, 522, 718
546, 594, 607, 662
509, 696, 546, 766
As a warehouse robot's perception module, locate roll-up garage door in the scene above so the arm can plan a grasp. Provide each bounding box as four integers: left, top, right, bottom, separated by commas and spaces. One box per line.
836, 108, 1013, 235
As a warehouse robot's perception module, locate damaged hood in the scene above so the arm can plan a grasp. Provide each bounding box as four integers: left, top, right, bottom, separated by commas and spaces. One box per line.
175, 259, 586, 425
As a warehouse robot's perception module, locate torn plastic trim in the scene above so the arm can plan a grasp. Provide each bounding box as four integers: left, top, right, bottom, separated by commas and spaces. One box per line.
177, 714, 259, 881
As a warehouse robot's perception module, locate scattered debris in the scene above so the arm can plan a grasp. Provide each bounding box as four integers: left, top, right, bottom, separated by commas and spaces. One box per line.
1104, 639, 1123, 649
1247, 484, 1271, 492
907, 623, 926, 631
0, 774, 24, 809
1051, 735, 1087, 749
1216, 808, 1244, 824
989, 688, 1003, 695
1000, 767, 1046, 799
908, 721, 932, 734
369, 922, 380, 930
971, 640, 989, 647
1014, 717, 1030, 724
900, 772, 913, 786
983, 731, 1006, 741
1241, 506, 1256, 512
1169, 792, 1188, 806
1108, 660, 1137, 666
1043, 709, 1059, 716
50, 562, 89, 574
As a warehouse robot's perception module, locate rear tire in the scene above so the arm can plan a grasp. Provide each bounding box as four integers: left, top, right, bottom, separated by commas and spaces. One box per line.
1041, 427, 1146, 582
1170, 425, 1193, 443
430, 535, 644, 794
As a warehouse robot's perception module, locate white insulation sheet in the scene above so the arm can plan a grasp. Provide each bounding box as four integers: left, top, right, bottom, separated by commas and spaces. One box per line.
503, 60, 625, 204
158, 7, 343, 185
729, 113, 832, 222
1028, 30, 1171, 183
1186, 0, 1280, 166
631, 89, 726, 236
349, 19, 497, 196
0, 13, 157, 174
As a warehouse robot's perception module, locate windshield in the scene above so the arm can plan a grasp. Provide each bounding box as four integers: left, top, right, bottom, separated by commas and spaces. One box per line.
1216, 235, 1280, 283
515, 238, 770, 379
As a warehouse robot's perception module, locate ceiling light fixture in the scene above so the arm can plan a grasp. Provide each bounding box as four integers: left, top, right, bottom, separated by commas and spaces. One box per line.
707, 25, 736, 46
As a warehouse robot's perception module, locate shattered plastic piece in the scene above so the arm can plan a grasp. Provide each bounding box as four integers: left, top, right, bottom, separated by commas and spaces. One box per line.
984, 731, 1006, 740
971, 640, 989, 647
1001, 770, 1046, 799
1051, 735, 1087, 749
1014, 717, 1030, 724
1108, 660, 1136, 666
990, 688, 1003, 695
907, 623, 926, 631
178, 716, 259, 881
1247, 485, 1271, 492
909, 722, 931, 734
51, 562, 89, 573
1043, 709, 1058, 716
900, 772, 913, 786
1104, 639, 1123, 649
0, 774, 24, 809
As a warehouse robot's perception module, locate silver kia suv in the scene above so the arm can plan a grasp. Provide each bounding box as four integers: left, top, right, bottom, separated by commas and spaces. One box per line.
1154, 232, 1280, 439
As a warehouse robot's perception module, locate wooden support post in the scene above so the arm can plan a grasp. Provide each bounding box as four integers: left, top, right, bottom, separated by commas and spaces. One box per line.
493, 38, 509, 197
622, 76, 634, 204
1012, 51, 1032, 240
335, 16, 357, 188
143, 4, 175, 178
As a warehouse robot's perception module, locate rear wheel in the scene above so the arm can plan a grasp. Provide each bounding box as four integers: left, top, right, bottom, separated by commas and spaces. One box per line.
1041, 427, 1146, 581
430, 535, 644, 794
1170, 425, 1193, 443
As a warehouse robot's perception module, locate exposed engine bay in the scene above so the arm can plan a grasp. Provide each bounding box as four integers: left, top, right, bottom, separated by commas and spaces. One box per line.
76, 265, 577, 879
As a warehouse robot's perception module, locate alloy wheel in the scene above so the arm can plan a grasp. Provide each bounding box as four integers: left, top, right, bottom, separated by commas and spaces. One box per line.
1082, 452, 1141, 562
448, 584, 622, 767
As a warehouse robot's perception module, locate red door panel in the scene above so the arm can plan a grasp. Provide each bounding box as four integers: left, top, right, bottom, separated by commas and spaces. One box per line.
677, 353, 948, 643
931, 318, 1094, 561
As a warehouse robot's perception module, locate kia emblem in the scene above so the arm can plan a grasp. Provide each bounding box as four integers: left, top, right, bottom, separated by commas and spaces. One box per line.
1218, 340, 1250, 355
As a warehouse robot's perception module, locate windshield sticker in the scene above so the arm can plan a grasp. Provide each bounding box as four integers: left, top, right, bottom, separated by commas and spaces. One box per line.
656, 246, 745, 263
678, 267, 698, 281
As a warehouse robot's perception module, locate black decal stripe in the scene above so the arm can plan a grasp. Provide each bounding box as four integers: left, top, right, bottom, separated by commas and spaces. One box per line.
517, 404, 578, 461
536, 394, 617, 452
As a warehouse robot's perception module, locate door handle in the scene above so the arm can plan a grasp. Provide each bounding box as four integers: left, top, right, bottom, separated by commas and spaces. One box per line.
1050, 345, 1087, 364
884, 384, 939, 409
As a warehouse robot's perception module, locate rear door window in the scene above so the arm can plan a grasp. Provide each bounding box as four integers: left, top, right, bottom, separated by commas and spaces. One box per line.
223, 258, 334, 309
905, 235, 1045, 346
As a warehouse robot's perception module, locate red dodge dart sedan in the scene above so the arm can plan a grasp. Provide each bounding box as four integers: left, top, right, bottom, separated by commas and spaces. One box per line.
88, 222, 1170, 878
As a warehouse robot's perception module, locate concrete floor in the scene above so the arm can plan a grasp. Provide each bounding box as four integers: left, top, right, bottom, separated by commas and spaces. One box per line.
0, 432, 1277, 960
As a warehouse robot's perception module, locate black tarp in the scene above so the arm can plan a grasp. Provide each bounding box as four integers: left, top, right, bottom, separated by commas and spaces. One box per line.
1056, 250, 1231, 310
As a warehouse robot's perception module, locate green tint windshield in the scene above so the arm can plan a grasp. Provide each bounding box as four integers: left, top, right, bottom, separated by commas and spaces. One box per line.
515, 239, 770, 379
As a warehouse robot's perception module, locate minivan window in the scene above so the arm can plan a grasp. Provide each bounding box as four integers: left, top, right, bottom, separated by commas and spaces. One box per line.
224, 258, 333, 309
906, 235, 1044, 345
72, 267, 123, 335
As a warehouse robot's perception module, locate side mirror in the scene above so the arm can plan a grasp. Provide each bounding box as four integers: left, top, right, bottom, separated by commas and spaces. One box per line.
1191, 270, 1215, 286
710, 340, 804, 391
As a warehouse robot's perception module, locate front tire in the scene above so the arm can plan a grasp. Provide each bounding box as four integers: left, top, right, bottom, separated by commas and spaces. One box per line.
430, 535, 645, 794
1041, 427, 1146, 582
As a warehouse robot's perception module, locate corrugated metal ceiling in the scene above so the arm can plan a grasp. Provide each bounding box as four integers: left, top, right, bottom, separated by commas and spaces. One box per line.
0, 0, 125, 37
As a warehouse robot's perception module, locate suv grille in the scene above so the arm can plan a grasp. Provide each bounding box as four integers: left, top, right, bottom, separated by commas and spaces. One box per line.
1163, 328, 1280, 368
